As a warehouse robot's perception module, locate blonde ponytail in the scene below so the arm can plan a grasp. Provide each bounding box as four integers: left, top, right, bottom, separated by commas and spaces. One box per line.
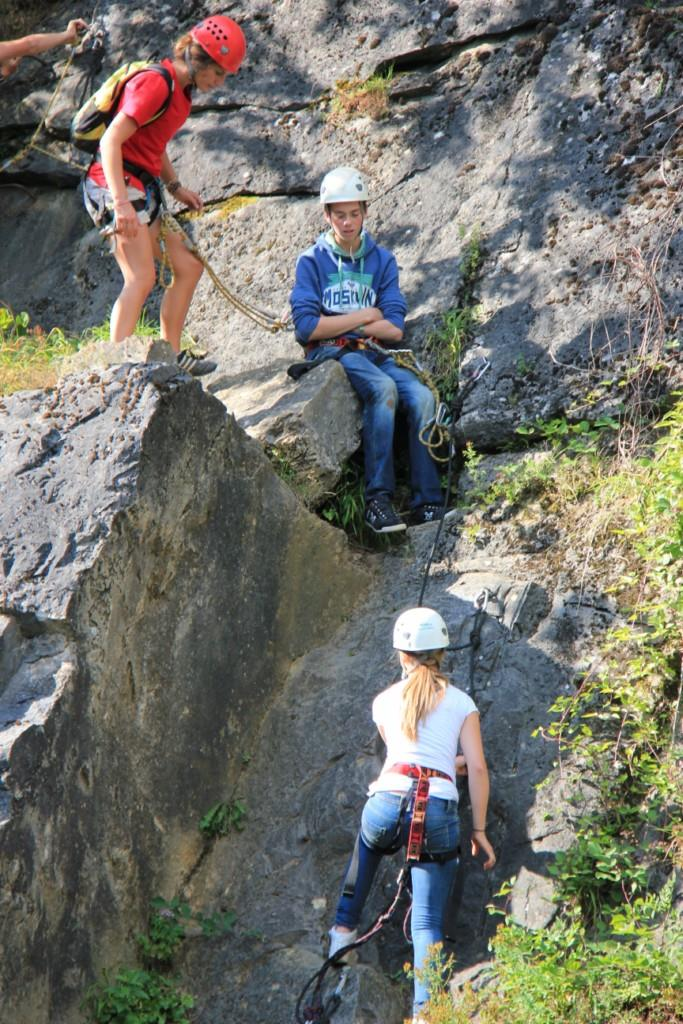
400, 651, 448, 742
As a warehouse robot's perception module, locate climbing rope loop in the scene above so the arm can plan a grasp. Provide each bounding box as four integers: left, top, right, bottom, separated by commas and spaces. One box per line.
158, 210, 292, 333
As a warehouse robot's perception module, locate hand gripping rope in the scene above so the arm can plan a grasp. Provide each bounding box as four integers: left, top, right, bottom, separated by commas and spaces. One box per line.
0, 17, 104, 175
0, 48, 80, 175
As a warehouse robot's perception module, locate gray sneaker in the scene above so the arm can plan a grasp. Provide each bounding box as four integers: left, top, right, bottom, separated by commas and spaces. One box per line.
328, 927, 358, 965
177, 350, 217, 377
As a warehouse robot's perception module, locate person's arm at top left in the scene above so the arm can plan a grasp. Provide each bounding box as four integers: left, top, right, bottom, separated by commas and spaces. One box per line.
0, 19, 87, 66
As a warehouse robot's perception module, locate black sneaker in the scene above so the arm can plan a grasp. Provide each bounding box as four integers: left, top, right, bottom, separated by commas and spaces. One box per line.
365, 497, 406, 534
411, 503, 457, 526
177, 350, 217, 377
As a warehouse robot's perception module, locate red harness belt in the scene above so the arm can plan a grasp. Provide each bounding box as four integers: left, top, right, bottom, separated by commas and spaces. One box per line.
388, 763, 453, 862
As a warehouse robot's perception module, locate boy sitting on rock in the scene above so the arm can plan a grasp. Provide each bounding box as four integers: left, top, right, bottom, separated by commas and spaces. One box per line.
289, 166, 448, 533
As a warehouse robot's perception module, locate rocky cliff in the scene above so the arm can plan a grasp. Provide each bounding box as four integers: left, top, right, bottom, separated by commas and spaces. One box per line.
0, 365, 369, 1023
1, 1, 681, 1022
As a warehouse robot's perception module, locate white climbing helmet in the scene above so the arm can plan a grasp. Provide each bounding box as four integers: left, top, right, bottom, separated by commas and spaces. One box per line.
319, 166, 369, 205
393, 608, 449, 652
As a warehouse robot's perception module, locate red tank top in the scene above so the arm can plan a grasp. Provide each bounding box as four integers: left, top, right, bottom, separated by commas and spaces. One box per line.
87, 58, 191, 192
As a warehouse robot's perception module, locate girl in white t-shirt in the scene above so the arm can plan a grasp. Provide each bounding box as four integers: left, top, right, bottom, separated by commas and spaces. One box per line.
328, 607, 495, 1023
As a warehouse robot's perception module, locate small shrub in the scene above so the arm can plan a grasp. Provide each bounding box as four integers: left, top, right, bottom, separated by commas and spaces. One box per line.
137, 896, 236, 965
328, 66, 394, 122
82, 968, 194, 1024
424, 230, 484, 404
199, 799, 247, 838
318, 459, 397, 548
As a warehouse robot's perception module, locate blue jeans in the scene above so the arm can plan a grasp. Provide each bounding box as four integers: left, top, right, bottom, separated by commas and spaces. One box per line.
308, 348, 442, 508
334, 791, 459, 1013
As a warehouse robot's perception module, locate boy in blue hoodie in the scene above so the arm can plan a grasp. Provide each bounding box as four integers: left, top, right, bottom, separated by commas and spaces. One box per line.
290, 166, 446, 533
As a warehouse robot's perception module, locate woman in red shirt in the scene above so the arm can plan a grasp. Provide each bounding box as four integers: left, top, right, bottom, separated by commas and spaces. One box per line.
83, 15, 246, 376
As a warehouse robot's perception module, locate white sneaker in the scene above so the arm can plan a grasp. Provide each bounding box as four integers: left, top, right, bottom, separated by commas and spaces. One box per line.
328, 926, 357, 964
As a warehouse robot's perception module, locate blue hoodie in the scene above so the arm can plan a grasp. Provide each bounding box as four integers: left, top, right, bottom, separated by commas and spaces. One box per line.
290, 229, 407, 346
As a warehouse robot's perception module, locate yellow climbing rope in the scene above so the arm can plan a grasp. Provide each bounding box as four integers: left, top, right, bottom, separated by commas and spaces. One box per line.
158, 210, 291, 334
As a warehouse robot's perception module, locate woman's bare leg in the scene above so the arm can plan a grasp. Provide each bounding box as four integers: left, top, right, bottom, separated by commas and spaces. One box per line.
150, 222, 203, 351
110, 226, 157, 343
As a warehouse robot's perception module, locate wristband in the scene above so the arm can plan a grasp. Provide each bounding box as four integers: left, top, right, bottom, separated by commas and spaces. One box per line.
473, 827, 487, 832
166, 179, 182, 195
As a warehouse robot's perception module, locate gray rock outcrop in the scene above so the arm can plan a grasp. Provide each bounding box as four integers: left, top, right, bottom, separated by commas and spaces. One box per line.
211, 358, 362, 506
0, 365, 369, 1024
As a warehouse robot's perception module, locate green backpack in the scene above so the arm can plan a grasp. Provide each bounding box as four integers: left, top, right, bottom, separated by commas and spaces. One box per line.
71, 61, 174, 154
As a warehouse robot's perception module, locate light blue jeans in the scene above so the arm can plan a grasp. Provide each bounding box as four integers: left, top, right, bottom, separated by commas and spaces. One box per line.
334, 790, 459, 1013
307, 347, 443, 507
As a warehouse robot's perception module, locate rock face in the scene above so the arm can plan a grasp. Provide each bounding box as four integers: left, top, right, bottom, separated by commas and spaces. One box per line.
211, 358, 362, 506
0, 365, 369, 1024
0, 366, 619, 1024
2, 1, 676, 1021
177, 526, 592, 1024
2, 0, 681, 442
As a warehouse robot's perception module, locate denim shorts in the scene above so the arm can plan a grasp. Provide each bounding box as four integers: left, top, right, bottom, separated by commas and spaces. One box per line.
360, 790, 459, 858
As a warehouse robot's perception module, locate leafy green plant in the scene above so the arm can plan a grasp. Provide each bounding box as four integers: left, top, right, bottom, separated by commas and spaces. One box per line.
199, 799, 247, 838
516, 414, 620, 454
138, 896, 236, 964
82, 968, 194, 1024
320, 460, 365, 532
459, 415, 620, 517
266, 446, 299, 488
318, 459, 396, 547
0, 304, 83, 395
425, 230, 483, 403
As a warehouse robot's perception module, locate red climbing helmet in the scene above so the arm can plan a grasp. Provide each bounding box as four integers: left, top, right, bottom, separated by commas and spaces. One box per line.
190, 15, 246, 73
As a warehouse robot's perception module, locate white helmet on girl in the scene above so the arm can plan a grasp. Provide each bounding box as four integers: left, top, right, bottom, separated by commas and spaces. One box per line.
320, 166, 369, 205
393, 608, 449, 652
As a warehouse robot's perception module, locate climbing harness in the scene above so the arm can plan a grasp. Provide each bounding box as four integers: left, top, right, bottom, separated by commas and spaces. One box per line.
392, 764, 454, 861
158, 210, 291, 333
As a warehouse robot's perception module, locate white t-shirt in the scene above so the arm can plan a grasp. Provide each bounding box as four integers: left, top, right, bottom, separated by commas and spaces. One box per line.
368, 679, 478, 801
